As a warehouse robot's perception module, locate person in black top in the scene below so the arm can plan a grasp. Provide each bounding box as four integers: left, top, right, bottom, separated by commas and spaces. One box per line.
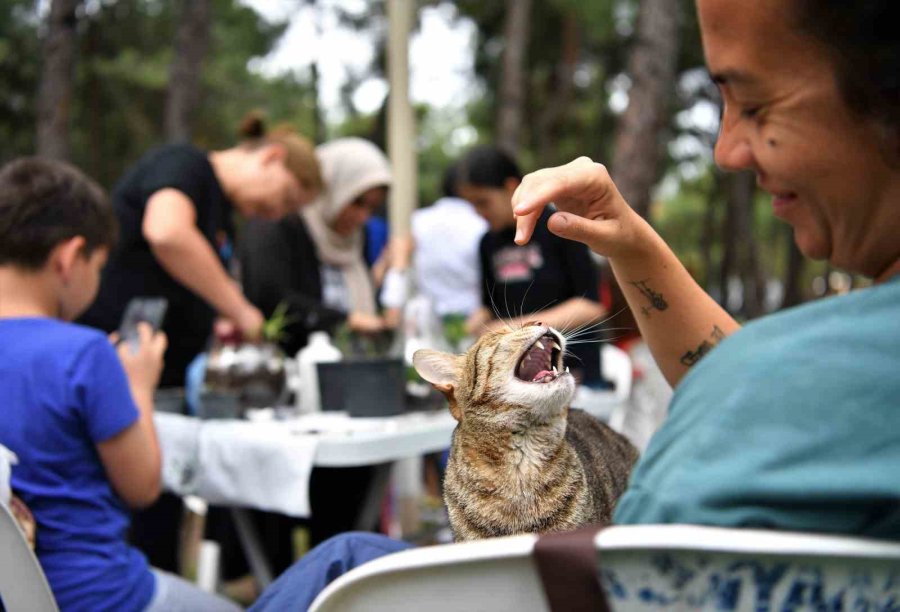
80, 114, 323, 388
458, 145, 608, 385
78, 114, 323, 574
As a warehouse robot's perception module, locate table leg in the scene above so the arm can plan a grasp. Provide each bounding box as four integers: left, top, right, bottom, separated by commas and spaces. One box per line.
353, 462, 393, 532
230, 507, 274, 589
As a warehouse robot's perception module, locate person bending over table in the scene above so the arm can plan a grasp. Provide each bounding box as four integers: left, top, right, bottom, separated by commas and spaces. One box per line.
244, 0, 900, 608
79, 113, 323, 574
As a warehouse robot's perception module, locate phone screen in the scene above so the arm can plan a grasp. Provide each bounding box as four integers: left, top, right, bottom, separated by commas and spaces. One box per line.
119, 297, 168, 351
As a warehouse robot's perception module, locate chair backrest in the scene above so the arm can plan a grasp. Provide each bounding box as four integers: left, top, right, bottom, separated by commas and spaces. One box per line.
0, 502, 58, 612
309, 525, 900, 612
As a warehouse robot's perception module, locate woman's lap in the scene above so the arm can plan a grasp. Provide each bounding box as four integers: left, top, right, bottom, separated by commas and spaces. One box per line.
249, 532, 412, 611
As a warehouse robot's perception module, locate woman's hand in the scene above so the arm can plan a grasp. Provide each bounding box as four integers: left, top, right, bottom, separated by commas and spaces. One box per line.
348, 312, 386, 334
234, 302, 265, 342
114, 322, 167, 404
511, 157, 650, 260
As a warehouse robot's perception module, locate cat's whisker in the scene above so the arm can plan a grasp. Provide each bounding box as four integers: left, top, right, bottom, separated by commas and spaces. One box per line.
561, 307, 632, 341
485, 281, 515, 332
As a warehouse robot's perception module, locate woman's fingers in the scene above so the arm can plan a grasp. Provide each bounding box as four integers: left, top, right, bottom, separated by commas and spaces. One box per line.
511, 157, 611, 244
546, 211, 616, 254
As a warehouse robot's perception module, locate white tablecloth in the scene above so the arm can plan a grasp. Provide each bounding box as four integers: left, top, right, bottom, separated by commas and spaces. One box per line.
154, 411, 457, 518
156, 414, 319, 517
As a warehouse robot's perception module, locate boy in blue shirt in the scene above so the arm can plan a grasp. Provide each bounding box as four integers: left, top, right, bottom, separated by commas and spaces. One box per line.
0, 158, 239, 611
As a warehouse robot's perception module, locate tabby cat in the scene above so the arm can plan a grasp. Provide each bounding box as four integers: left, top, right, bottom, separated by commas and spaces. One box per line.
413, 321, 638, 542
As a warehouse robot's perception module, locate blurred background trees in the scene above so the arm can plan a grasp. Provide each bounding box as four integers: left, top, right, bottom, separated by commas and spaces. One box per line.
1, 0, 840, 319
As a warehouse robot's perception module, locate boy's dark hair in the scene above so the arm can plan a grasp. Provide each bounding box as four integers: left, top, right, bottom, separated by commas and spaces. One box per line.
0, 157, 117, 270
456, 145, 523, 189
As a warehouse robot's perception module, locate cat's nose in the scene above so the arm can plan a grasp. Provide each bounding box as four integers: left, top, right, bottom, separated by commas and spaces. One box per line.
524, 320, 543, 327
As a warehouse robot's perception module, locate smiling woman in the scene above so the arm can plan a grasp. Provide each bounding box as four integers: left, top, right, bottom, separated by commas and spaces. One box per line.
509, 0, 900, 540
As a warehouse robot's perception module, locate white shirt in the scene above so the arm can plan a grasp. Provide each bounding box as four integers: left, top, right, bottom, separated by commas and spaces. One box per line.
412, 197, 488, 316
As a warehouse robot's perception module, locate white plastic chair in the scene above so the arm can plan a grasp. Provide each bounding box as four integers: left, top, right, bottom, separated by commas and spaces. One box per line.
309, 524, 900, 612
0, 502, 58, 612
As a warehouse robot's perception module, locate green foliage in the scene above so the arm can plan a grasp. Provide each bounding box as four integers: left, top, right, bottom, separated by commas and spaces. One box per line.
261, 300, 295, 344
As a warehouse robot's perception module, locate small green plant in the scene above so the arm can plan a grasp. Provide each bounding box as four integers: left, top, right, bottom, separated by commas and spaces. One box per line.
261, 301, 296, 344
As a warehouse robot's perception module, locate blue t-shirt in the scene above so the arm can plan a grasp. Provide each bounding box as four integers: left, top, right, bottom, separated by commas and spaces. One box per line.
0, 318, 155, 611
614, 277, 900, 538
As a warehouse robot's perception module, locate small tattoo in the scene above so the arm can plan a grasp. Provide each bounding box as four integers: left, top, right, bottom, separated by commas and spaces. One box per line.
629, 279, 668, 317
680, 325, 726, 367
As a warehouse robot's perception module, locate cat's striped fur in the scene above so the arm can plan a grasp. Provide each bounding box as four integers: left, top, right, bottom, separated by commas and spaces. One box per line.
414, 322, 638, 542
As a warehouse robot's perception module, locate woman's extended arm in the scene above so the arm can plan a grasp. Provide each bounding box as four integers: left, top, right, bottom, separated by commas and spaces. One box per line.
512, 157, 740, 387
143, 188, 264, 339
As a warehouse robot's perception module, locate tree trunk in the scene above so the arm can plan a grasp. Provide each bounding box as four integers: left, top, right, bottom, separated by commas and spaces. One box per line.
701, 172, 722, 294
730, 170, 766, 318
496, 0, 532, 156
164, 0, 211, 143
536, 12, 580, 167
718, 173, 737, 310
610, 0, 679, 219
781, 227, 806, 308
36, 0, 81, 160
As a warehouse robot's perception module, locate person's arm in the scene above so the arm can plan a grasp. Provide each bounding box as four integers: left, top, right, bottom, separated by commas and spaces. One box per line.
512, 157, 740, 387
143, 188, 263, 340
485, 296, 605, 335
96, 324, 167, 509
465, 306, 494, 336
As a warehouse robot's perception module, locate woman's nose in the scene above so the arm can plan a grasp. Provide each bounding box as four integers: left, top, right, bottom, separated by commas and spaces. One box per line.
714, 111, 755, 172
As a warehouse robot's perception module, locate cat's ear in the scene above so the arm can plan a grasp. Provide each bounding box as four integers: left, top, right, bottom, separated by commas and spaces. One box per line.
413, 349, 460, 388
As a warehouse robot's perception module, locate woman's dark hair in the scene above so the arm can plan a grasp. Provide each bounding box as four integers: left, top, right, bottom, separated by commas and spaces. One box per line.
441, 163, 460, 198
0, 157, 117, 270
456, 145, 522, 189
793, 1, 900, 150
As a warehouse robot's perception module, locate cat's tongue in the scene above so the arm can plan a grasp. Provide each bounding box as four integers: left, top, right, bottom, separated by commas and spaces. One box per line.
532, 370, 554, 383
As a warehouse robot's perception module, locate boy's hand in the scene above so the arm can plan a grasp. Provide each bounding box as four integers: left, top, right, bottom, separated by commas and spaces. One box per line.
114, 322, 167, 401
511, 156, 648, 260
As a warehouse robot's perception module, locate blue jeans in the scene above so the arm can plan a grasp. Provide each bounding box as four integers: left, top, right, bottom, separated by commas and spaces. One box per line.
146, 568, 242, 612
249, 532, 412, 611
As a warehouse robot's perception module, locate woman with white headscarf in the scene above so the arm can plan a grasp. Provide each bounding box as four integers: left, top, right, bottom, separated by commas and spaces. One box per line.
241, 137, 394, 356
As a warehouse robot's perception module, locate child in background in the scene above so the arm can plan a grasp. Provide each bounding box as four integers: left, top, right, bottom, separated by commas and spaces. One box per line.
0, 158, 240, 611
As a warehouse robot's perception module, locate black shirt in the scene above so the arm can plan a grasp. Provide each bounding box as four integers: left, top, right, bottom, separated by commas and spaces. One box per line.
80, 144, 233, 387
480, 209, 603, 383
239, 216, 347, 357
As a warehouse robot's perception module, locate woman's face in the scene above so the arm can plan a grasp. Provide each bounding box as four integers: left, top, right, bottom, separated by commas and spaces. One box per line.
460, 178, 519, 232
330, 186, 388, 236
698, 0, 900, 278
237, 145, 317, 220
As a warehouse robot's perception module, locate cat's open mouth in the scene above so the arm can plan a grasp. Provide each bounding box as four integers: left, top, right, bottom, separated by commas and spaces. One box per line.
515, 332, 566, 383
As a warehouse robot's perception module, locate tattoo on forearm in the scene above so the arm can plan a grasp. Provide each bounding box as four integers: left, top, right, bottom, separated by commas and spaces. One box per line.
680, 325, 725, 367
629, 279, 668, 317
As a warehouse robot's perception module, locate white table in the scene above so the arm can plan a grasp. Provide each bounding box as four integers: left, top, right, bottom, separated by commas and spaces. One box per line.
154, 410, 456, 587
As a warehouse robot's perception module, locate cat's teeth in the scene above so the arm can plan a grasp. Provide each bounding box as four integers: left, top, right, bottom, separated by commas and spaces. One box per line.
552, 366, 558, 374
535, 341, 545, 350
552, 342, 561, 350
565, 366, 570, 373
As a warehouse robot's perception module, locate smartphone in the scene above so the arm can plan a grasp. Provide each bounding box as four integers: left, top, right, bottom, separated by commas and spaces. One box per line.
119, 297, 168, 352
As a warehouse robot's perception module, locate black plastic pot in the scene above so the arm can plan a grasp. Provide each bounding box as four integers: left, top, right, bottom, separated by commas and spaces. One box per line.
317, 359, 406, 417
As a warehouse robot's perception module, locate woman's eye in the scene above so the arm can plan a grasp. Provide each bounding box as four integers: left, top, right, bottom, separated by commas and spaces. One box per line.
740, 106, 762, 119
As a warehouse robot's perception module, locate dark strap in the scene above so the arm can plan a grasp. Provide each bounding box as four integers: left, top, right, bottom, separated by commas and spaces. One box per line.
532, 524, 610, 612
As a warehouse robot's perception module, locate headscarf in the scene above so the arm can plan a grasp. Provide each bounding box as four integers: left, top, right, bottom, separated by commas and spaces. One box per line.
301, 138, 392, 315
